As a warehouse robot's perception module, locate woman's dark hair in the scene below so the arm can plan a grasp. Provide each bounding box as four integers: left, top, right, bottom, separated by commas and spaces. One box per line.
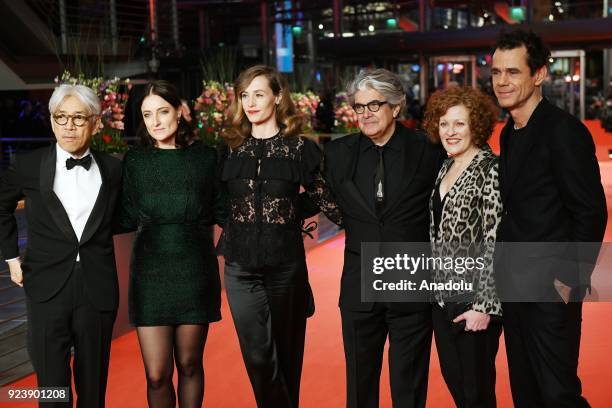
223, 65, 303, 149
493, 29, 551, 75
137, 80, 194, 148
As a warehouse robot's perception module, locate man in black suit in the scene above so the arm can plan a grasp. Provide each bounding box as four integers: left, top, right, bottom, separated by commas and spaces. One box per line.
0, 84, 122, 407
492, 29, 607, 407
323, 69, 444, 408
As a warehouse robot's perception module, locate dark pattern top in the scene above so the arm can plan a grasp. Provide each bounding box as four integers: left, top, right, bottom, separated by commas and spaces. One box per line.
119, 141, 226, 325
429, 146, 503, 316
218, 132, 342, 268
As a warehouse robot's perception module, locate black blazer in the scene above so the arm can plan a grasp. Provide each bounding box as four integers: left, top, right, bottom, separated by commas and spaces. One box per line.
0, 144, 123, 311
496, 98, 607, 296
324, 124, 445, 312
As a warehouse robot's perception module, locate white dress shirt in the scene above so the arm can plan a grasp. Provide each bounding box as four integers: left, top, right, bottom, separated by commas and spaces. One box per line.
53, 145, 102, 260
5, 145, 102, 264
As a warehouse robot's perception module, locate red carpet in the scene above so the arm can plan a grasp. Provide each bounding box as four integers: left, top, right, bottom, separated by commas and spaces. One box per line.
8, 120, 612, 407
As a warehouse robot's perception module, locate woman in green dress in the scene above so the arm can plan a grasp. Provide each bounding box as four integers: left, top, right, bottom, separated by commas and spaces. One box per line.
119, 81, 225, 407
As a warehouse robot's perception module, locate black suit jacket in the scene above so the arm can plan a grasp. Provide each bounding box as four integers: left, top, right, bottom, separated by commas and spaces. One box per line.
496, 98, 607, 298
0, 144, 123, 311
324, 124, 445, 312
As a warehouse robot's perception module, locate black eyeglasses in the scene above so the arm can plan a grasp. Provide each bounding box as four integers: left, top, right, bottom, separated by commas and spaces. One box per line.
352, 100, 388, 114
53, 114, 94, 127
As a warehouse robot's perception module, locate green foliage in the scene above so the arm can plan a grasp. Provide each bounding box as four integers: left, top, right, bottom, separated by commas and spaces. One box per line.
56, 70, 131, 153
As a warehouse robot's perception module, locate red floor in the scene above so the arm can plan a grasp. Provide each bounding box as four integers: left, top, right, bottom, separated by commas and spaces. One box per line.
9, 235, 612, 407
8, 120, 612, 407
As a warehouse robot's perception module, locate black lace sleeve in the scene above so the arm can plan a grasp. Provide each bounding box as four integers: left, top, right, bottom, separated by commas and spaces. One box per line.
300, 138, 343, 226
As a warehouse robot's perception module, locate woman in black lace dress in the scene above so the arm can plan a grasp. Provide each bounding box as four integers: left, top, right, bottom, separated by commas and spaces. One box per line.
219, 65, 342, 408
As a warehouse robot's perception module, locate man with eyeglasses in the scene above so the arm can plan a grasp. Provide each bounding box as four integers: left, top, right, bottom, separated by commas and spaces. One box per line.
0, 84, 123, 407
322, 69, 445, 407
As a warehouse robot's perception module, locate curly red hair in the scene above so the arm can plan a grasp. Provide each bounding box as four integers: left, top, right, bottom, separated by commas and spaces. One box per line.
422, 86, 499, 147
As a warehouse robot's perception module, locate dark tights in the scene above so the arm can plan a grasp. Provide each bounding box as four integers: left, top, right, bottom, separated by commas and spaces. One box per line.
136, 324, 209, 408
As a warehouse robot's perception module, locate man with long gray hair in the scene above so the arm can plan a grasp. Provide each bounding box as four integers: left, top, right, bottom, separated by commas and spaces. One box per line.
323, 68, 445, 407
0, 84, 123, 407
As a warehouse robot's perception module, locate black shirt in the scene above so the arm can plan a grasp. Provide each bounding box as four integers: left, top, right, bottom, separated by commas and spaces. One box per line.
354, 125, 405, 213
218, 133, 342, 268
432, 181, 446, 237
506, 124, 528, 164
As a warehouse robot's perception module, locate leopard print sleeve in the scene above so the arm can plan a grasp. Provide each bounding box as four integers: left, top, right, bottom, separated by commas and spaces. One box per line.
472, 159, 503, 316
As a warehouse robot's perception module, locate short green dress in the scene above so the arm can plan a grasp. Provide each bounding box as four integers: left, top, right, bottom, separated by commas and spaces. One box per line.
119, 141, 225, 326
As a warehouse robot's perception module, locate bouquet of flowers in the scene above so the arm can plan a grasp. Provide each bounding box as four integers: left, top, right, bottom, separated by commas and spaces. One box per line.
55, 70, 131, 153
290, 91, 320, 133
333, 92, 359, 134
193, 80, 234, 146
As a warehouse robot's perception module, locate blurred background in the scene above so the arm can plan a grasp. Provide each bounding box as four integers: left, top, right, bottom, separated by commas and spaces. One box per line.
0, 0, 611, 152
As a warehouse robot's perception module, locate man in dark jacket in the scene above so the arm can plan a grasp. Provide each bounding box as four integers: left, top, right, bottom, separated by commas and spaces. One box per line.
0, 84, 122, 407
324, 68, 444, 408
492, 29, 607, 407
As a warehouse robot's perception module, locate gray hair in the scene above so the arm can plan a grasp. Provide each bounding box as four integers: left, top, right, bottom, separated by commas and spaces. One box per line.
48, 84, 101, 116
347, 68, 406, 110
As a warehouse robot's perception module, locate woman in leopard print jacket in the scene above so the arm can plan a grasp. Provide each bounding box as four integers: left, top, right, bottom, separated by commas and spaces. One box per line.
423, 86, 503, 408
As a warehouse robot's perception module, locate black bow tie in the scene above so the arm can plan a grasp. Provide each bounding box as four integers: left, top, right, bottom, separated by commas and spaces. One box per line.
66, 155, 92, 170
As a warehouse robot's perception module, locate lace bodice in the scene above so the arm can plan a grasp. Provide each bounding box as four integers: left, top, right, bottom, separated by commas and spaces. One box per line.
218, 132, 342, 268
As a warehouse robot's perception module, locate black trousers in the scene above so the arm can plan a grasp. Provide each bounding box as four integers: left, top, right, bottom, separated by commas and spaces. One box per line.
224, 261, 310, 408
26, 262, 117, 408
340, 303, 432, 408
432, 305, 502, 408
503, 302, 589, 408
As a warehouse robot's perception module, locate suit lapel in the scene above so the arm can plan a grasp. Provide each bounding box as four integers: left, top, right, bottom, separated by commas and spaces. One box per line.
339, 136, 378, 220
381, 128, 424, 218
500, 100, 547, 202
429, 158, 451, 240
79, 150, 109, 245
340, 181, 377, 219
40, 144, 79, 243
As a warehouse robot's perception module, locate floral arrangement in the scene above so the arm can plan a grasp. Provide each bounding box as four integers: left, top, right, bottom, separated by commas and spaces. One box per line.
193, 80, 235, 146
55, 70, 131, 153
333, 92, 359, 134
191, 82, 362, 143
290, 91, 319, 133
